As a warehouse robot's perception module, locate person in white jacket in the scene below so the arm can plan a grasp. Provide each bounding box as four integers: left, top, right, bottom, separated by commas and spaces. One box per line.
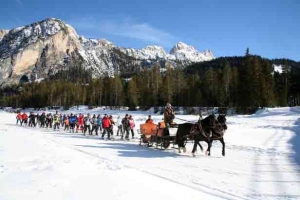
116, 116, 123, 136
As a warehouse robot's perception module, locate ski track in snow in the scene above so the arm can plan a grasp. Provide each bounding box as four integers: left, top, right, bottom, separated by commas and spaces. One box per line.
1, 107, 300, 200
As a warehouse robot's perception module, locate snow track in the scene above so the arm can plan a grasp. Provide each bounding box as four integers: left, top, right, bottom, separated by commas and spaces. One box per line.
1, 108, 300, 200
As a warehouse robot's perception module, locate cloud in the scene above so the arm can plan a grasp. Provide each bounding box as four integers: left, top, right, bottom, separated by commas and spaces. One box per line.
70, 18, 177, 46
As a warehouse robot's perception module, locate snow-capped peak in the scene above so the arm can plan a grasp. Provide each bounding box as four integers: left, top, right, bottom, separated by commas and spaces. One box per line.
0, 18, 71, 59
98, 39, 115, 48
168, 42, 215, 62
170, 42, 197, 54
142, 45, 167, 57
8, 18, 65, 38
203, 49, 214, 58
143, 45, 165, 52
80, 36, 115, 49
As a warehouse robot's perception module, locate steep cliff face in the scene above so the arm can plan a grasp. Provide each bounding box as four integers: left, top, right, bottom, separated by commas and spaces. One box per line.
0, 18, 82, 85
0, 30, 9, 42
0, 18, 214, 86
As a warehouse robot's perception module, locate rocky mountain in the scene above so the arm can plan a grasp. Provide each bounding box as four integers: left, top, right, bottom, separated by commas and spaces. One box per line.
0, 30, 9, 41
0, 18, 214, 86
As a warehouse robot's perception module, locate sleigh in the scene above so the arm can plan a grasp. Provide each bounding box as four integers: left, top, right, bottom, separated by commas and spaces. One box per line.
156, 122, 179, 149
138, 123, 158, 147
139, 121, 179, 149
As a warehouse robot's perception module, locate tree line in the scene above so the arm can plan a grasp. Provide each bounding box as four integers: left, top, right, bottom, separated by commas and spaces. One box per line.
1, 51, 299, 110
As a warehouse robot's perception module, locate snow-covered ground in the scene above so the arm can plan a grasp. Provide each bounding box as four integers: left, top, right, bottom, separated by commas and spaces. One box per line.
1, 107, 300, 200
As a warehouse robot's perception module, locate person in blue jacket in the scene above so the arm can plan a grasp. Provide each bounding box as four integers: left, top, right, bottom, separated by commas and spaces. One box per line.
68, 113, 78, 133
96, 114, 102, 135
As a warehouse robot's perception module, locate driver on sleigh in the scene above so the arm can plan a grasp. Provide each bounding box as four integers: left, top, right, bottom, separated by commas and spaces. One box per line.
164, 103, 175, 127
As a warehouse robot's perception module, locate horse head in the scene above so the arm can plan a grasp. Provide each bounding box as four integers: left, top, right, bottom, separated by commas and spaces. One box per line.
217, 114, 227, 124
217, 114, 227, 131
209, 114, 217, 127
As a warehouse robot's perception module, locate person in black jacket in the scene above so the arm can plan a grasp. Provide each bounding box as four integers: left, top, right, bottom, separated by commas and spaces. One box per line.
121, 114, 130, 140
46, 113, 53, 128
28, 112, 36, 127
39, 112, 46, 128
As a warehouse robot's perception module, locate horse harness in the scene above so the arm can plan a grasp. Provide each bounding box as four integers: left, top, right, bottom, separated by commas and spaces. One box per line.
189, 120, 227, 139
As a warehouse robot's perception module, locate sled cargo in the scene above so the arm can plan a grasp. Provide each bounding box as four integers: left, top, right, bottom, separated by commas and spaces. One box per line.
139, 123, 158, 147
138, 121, 180, 149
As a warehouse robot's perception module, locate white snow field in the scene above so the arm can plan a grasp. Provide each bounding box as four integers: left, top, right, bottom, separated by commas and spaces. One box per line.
0, 107, 300, 200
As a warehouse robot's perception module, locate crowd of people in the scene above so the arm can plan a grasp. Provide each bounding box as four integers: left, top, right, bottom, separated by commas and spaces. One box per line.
16, 111, 140, 140
15, 103, 176, 140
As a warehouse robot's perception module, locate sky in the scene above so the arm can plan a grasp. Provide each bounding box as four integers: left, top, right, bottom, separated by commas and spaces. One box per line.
0, 0, 300, 61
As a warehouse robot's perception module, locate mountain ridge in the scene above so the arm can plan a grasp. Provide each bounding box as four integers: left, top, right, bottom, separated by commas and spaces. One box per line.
0, 17, 215, 85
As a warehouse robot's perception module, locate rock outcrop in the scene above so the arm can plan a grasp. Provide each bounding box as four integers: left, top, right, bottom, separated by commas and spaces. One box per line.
0, 30, 9, 42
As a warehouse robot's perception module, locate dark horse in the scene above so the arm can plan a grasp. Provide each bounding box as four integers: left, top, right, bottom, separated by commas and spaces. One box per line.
176, 114, 227, 156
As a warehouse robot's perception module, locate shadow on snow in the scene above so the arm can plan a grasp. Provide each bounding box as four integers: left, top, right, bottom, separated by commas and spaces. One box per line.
75, 142, 181, 158
289, 117, 300, 167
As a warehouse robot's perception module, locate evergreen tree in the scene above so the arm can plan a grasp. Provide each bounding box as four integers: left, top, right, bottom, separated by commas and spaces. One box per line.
127, 77, 139, 107
245, 47, 250, 57
203, 67, 218, 106
221, 63, 232, 106
230, 66, 239, 106
151, 65, 163, 106
112, 75, 124, 106
172, 69, 187, 105
248, 56, 262, 107
261, 60, 275, 106
161, 68, 174, 104
282, 62, 290, 92
186, 73, 201, 106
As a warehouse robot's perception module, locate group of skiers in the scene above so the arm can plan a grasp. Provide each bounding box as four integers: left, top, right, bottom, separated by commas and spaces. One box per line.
16, 111, 137, 140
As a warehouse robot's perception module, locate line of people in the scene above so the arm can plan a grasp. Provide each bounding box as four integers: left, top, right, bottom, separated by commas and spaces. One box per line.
16, 111, 137, 140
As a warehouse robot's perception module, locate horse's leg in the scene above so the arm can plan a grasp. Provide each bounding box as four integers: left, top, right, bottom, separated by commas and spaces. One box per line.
220, 138, 225, 156
192, 138, 198, 157
197, 141, 203, 152
182, 137, 187, 153
178, 138, 182, 153
206, 140, 212, 156
175, 133, 182, 153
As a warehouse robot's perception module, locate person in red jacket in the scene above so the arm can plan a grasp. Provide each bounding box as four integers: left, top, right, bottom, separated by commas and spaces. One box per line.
109, 115, 115, 136
145, 115, 154, 124
101, 114, 111, 139
16, 112, 22, 125
76, 114, 84, 133
21, 112, 28, 126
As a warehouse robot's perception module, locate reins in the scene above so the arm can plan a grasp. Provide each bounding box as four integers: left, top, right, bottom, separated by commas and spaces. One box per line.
174, 117, 196, 123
